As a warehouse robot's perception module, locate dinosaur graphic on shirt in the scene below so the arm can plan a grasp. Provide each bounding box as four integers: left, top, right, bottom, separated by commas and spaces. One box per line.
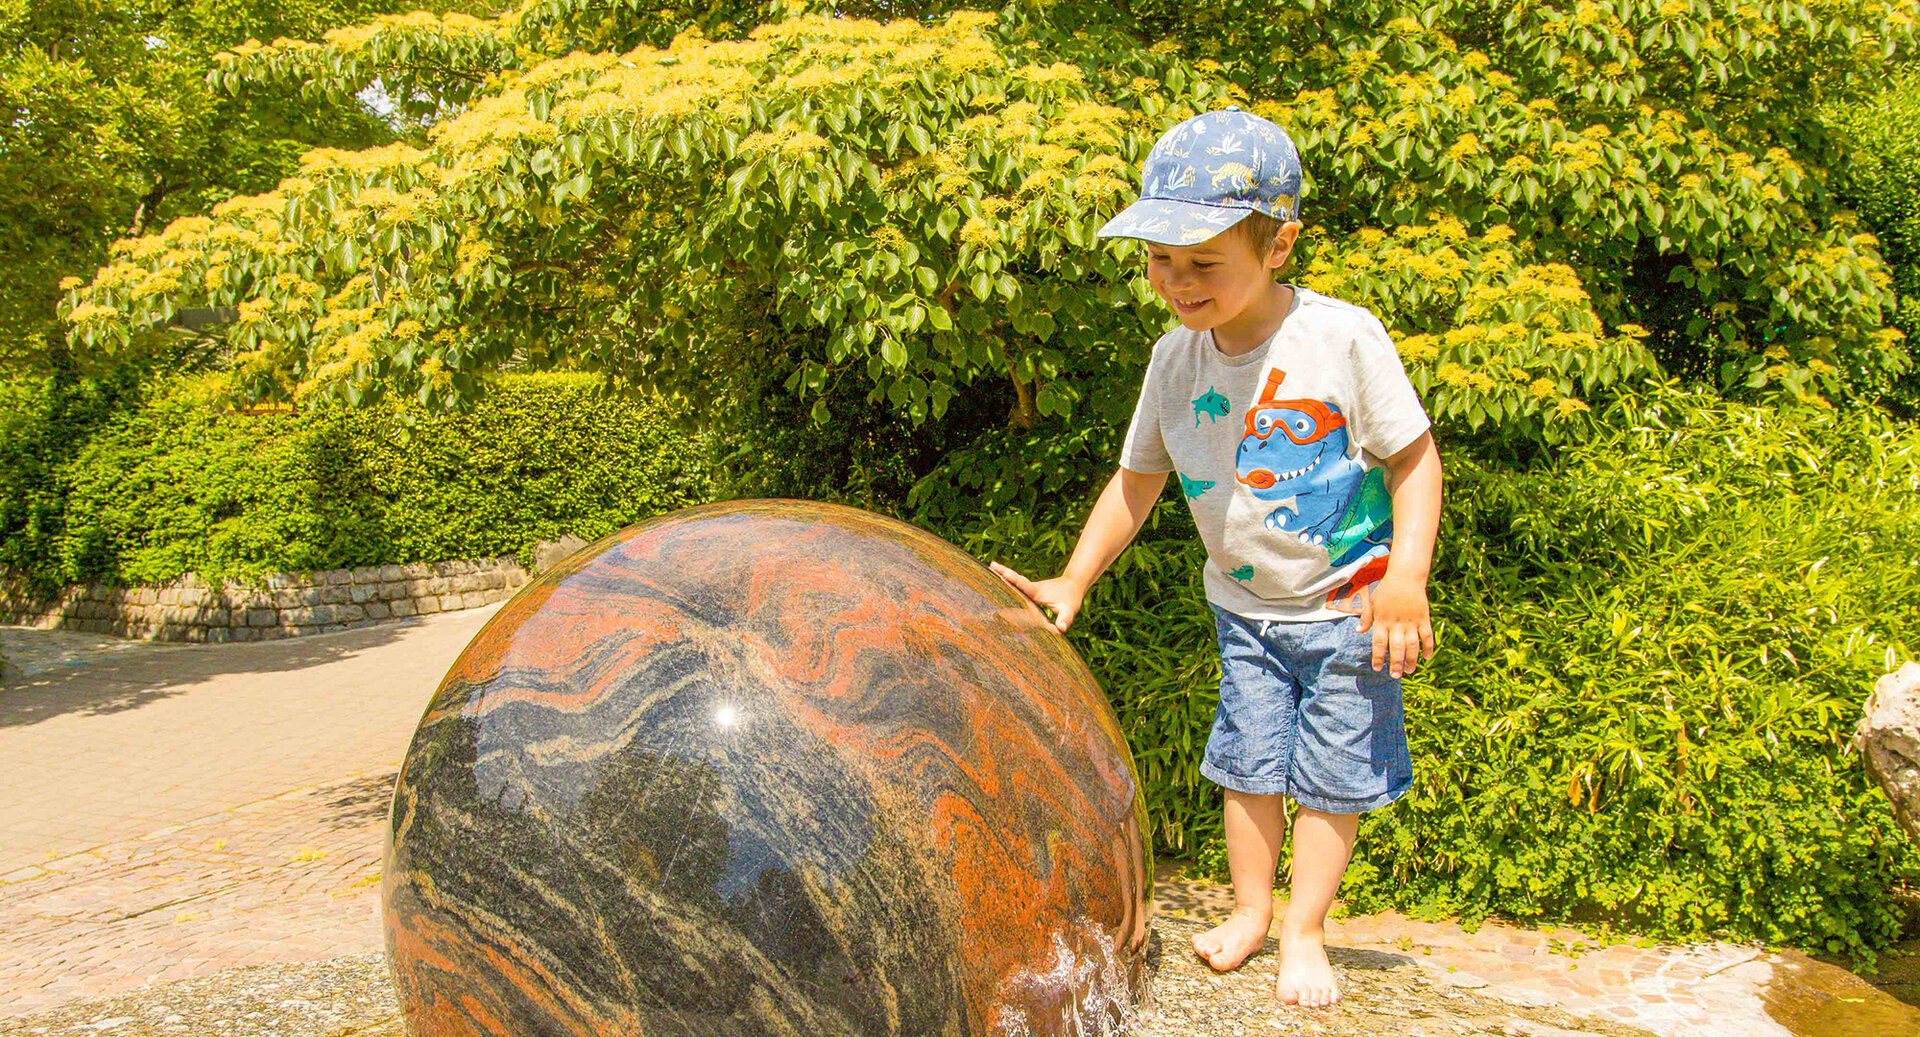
1233, 368, 1393, 568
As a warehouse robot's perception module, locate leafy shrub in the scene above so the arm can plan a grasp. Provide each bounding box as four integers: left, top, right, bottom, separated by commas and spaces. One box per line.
0, 362, 147, 580
1830, 69, 1920, 410
1018, 383, 1920, 959
1, 370, 708, 587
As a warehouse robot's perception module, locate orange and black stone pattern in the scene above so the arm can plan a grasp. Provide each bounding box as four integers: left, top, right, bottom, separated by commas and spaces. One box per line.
382, 500, 1152, 1036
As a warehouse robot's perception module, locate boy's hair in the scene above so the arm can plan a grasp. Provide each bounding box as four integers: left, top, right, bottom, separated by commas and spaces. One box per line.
1228, 210, 1288, 265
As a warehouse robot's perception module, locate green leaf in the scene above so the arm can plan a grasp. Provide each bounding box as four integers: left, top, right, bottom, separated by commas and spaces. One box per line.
935, 207, 961, 240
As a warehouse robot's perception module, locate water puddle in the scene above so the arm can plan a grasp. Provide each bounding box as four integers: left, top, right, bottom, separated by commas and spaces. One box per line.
1762, 944, 1920, 1036
1865, 937, 1920, 1006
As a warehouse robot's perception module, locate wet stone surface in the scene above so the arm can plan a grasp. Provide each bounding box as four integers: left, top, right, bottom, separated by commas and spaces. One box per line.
1762, 947, 1920, 1037
0, 920, 1655, 1037
1136, 917, 1651, 1037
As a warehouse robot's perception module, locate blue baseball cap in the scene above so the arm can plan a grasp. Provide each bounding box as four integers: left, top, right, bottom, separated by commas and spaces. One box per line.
1095, 106, 1303, 246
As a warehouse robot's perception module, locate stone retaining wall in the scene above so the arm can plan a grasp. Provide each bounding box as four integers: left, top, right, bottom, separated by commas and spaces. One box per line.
0, 557, 533, 643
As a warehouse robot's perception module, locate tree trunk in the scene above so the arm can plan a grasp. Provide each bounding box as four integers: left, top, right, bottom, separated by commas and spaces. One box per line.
128, 177, 168, 238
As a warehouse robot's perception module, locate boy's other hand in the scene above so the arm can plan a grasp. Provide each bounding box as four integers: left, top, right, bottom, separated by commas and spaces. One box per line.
988, 562, 1084, 633
1357, 575, 1435, 677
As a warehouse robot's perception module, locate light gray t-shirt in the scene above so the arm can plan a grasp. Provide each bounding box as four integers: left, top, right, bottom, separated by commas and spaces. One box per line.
1120, 285, 1432, 622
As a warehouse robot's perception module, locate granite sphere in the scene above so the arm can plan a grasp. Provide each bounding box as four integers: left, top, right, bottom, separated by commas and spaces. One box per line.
382, 499, 1153, 1035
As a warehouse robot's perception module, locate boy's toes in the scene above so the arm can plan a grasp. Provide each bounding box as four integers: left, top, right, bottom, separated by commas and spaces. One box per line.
1191, 909, 1271, 971
1275, 928, 1339, 1008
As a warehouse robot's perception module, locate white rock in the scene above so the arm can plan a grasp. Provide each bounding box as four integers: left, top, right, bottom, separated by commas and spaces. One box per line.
1854, 662, 1920, 842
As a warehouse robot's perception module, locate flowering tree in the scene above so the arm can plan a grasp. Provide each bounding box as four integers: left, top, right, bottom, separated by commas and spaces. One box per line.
0, 0, 481, 366
1144, 0, 1917, 398
58, 0, 1914, 448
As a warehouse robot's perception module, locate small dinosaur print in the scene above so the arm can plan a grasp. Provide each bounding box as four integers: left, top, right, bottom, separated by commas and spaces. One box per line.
1193, 387, 1230, 426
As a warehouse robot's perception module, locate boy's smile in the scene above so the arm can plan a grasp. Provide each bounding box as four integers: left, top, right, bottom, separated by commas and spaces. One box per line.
1147, 219, 1303, 356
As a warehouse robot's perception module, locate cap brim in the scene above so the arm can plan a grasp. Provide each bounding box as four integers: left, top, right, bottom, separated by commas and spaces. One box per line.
1094, 199, 1252, 245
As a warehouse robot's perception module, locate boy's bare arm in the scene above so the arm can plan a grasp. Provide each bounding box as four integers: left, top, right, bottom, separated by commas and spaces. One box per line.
1367, 430, 1443, 676
990, 466, 1169, 632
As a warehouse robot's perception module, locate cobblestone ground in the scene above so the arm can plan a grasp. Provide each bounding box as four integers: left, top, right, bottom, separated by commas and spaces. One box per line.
4, 619, 1918, 1036
0, 933, 1661, 1037
1157, 881, 1815, 1037
0, 770, 393, 1016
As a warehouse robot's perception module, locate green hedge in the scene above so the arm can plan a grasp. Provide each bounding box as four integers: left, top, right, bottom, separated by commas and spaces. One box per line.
0, 370, 709, 587
957, 383, 1920, 960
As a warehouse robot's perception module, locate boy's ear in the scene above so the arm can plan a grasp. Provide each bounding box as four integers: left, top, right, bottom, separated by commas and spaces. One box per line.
1268, 221, 1304, 270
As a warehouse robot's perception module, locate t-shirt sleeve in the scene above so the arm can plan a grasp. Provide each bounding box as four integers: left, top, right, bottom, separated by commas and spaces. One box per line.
1350, 314, 1432, 460
1118, 347, 1175, 474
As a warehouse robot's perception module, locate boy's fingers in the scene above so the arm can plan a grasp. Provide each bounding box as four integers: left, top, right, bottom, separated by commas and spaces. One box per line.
1370, 627, 1387, 672
989, 561, 1037, 597
1389, 626, 1409, 677
1053, 602, 1077, 633
1421, 618, 1436, 659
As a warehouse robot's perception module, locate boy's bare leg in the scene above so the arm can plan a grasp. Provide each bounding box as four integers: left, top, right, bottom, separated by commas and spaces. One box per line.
1275, 806, 1358, 1007
1192, 789, 1285, 970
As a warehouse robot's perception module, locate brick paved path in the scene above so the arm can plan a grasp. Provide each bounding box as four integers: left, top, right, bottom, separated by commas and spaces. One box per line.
0, 608, 496, 873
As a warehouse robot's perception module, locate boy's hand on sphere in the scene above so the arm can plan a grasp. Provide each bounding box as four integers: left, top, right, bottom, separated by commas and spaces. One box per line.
989, 562, 1084, 633
1358, 575, 1436, 677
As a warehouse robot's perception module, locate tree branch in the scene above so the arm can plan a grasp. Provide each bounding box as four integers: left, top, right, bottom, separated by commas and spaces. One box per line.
128, 176, 168, 237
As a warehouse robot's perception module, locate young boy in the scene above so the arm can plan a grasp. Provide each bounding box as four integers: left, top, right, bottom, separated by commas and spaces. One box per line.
990, 107, 1442, 1008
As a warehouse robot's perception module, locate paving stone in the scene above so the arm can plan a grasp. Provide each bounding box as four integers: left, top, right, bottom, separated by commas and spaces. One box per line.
0, 770, 391, 1016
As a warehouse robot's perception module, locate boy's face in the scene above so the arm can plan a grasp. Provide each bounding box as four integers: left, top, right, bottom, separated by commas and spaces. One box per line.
1146, 221, 1302, 330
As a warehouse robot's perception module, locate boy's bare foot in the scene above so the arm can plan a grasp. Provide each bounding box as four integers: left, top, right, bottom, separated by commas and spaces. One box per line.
1190, 905, 1272, 971
1275, 925, 1339, 1007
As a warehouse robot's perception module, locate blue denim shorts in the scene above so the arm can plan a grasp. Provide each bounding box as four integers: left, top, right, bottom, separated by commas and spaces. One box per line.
1200, 604, 1413, 814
